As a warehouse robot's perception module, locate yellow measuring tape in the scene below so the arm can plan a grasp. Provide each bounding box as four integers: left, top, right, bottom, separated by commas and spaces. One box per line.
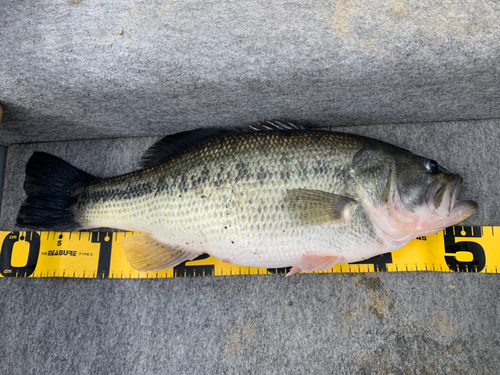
0, 226, 498, 278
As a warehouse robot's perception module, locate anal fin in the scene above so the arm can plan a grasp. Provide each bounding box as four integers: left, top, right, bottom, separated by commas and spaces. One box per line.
286, 254, 344, 276
121, 233, 200, 272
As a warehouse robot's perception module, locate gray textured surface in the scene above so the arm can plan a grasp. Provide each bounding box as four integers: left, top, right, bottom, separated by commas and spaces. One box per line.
1, 121, 499, 374
1, 0, 500, 144
0, 274, 499, 374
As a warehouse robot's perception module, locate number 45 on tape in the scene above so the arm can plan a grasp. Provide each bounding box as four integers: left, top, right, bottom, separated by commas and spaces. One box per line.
0, 226, 498, 278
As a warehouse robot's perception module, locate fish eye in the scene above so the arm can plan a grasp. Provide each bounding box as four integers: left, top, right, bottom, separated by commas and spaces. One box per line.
424, 159, 439, 174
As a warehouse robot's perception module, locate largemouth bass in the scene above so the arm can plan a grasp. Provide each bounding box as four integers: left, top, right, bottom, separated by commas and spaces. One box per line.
16, 122, 477, 276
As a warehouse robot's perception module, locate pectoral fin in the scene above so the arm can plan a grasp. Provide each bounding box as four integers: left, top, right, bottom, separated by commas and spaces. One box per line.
286, 189, 356, 225
286, 254, 344, 276
121, 233, 200, 272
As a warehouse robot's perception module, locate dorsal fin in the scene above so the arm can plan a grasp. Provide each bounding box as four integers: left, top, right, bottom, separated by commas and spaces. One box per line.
139, 121, 308, 168
140, 128, 234, 168
247, 120, 306, 132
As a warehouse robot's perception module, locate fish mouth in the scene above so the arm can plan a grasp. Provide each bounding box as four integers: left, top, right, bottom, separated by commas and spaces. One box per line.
425, 175, 478, 222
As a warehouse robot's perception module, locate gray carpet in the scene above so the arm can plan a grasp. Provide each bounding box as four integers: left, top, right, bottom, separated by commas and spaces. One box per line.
1, 0, 500, 144
1, 273, 498, 374
1, 121, 499, 374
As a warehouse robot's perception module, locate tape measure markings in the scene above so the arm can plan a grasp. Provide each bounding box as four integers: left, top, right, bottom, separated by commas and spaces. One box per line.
0, 226, 499, 278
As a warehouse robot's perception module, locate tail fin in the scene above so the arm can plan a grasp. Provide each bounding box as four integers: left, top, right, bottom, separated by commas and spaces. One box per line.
16, 152, 96, 231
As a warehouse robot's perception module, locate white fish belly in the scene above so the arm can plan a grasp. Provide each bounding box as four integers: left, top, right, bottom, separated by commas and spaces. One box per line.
104, 197, 386, 269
